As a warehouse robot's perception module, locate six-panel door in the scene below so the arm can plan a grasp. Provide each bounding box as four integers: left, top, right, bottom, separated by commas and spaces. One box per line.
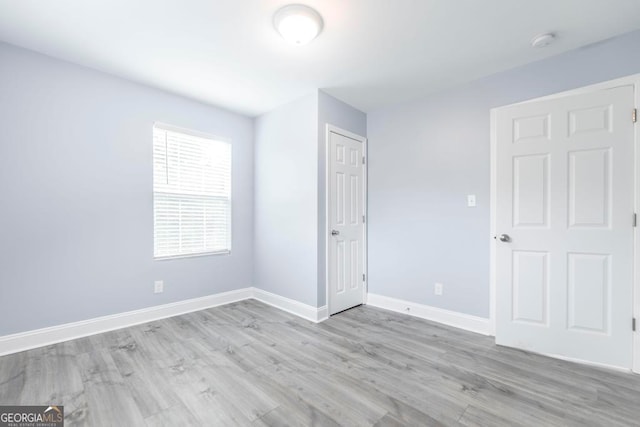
329, 131, 365, 315
495, 86, 635, 368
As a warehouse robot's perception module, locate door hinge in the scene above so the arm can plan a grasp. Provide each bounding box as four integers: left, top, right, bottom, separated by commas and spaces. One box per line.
634, 213, 637, 227
633, 318, 636, 332
362, 156, 366, 165
633, 108, 637, 123
362, 215, 366, 223
362, 274, 366, 282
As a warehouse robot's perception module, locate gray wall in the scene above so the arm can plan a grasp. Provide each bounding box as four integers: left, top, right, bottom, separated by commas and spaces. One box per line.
317, 91, 367, 306
5, 27, 639, 333
367, 30, 640, 318
254, 93, 319, 306
253, 90, 366, 308
0, 43, 254, 336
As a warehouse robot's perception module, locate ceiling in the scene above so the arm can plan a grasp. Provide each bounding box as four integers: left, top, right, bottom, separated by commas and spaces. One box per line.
0, 1, 639, 116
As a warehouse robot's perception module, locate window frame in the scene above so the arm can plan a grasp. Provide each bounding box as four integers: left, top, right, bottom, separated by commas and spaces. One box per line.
152, 122, 232, 260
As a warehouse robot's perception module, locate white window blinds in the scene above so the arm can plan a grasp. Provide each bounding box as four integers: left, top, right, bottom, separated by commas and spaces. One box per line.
153, 124, 231, 259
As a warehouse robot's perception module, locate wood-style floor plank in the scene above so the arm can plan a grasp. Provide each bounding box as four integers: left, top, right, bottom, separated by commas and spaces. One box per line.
1, 300, 639, 426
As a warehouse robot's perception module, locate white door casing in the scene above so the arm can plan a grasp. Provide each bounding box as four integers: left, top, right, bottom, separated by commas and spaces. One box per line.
328, 126, 366, 315
494, 85, 635, 369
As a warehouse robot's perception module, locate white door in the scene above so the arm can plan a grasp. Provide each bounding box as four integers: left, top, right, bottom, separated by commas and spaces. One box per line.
328, 129, 365, 315
495, 85, 635, 368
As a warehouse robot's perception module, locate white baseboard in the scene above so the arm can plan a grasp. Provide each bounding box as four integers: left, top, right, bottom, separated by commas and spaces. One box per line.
366, 293, 492, 336
0, 287, 330, 356
0, 288, 253, 357
317, 305, 329, 322
252, 287, 328, 323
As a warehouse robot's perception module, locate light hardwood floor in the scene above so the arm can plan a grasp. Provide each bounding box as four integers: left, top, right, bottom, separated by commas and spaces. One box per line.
1, 300, 639, 426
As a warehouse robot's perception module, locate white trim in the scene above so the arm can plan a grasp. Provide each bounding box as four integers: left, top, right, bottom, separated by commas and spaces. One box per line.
489, 109, 498, 337
0, 288, 253, 357
153, 121, 232, 144
252, 288, 328, 323
363, 132, 369, 314
506, 73, 640, 106
366, 293, 492, 336
154, 250, 231, 261
325, 124, 368, 316
634, 77, 640, 375
0, 287, 332, 356
326, 124, 366, 144
152, 123, 233, 259
490, 73, 640, 374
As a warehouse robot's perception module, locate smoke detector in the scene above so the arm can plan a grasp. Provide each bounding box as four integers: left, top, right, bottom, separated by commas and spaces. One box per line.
531, 33, 556, 48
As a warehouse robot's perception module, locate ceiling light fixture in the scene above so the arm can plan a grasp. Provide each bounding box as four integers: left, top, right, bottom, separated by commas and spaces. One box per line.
273, 4, 323, 46
531, 33, 556, 48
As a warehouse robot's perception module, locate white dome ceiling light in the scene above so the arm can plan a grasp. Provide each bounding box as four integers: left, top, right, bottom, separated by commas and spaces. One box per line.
273, 4, 323, 46
531, 33, 556, 48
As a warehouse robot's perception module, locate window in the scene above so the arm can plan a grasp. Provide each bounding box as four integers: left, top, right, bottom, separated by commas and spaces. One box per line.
153, 123, 231, 259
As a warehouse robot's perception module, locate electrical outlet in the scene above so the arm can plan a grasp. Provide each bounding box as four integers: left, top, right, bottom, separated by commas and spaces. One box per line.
467, 194, 476, 207
434, 282, 444, 296
154, 280, 164, 294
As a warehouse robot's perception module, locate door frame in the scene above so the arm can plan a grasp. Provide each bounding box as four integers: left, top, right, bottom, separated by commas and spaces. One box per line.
490, 73, 640, 373
325, 124, 368, 315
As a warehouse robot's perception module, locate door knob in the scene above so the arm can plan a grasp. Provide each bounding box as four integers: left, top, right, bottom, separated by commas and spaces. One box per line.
331, 230, 340, 236
499, 234, 511, 242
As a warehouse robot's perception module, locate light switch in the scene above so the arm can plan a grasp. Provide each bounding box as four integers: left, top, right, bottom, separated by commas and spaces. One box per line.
467, 194, 476, 207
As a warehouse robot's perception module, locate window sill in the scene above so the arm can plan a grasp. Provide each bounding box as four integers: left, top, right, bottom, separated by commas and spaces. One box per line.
154, 250, 231, 261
